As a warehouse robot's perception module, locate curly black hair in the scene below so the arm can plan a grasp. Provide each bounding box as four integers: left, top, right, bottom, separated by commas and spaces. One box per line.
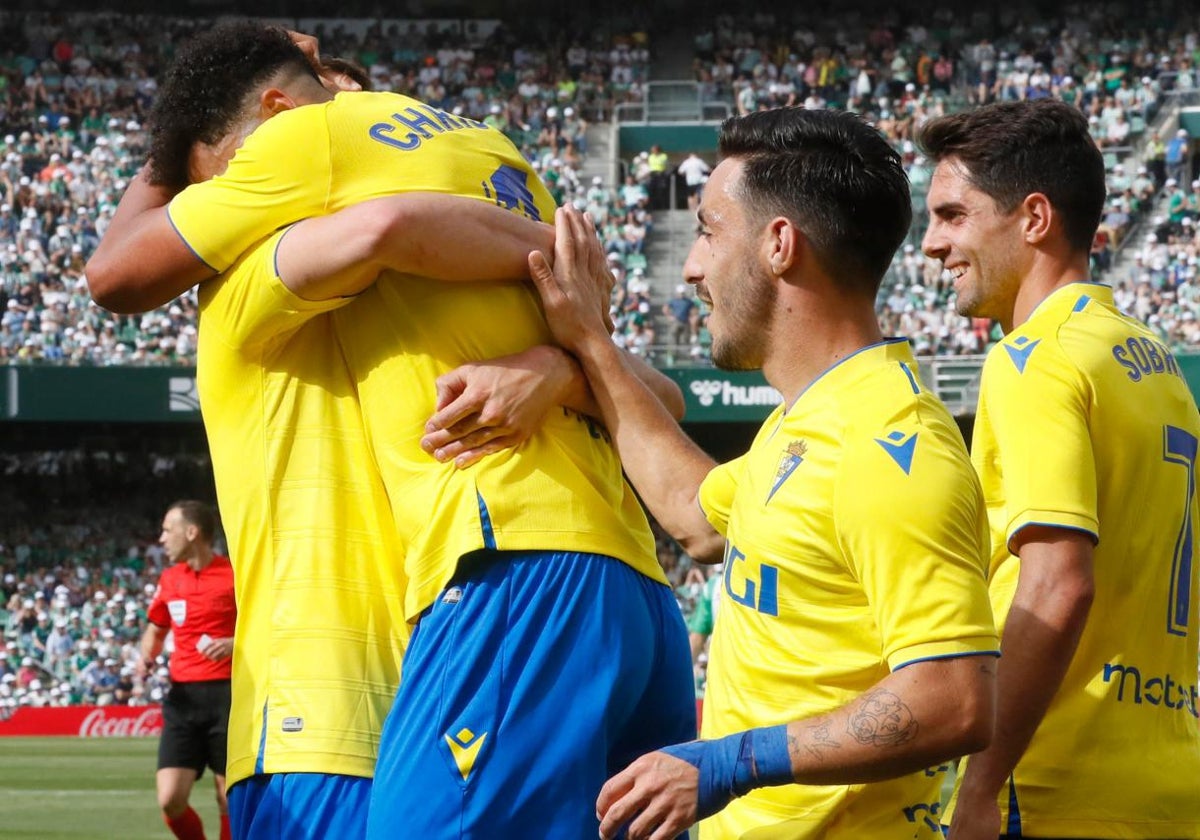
147, 20, 319, 192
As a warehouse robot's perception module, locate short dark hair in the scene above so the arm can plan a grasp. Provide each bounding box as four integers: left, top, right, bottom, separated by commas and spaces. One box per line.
169, 500, 218, 544
147, 21, 320, 191
717, 108, 912, 294
916, 99, 1106, 253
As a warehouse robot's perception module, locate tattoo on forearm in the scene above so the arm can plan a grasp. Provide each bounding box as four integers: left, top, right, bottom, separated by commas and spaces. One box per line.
795, 722, 842, 760
846, 689, 918, 747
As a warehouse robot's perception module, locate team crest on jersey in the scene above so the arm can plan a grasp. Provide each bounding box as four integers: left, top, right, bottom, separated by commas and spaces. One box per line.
167, 599, 186, 626
768, 440, 807, 503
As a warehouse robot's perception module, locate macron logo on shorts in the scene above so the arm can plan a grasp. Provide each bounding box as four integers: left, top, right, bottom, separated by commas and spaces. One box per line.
445, 727, 487, 781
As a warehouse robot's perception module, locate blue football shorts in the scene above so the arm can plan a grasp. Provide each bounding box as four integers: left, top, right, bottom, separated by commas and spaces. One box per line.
365, 549, 696, 839
228, 772, 371, 840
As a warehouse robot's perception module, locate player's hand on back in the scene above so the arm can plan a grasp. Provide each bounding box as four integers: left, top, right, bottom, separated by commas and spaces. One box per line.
420, 345, 579, 469
528, 205, 616, 353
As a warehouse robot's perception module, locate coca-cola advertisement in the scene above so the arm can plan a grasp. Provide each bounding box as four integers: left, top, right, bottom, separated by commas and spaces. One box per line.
0, 705, 163, 737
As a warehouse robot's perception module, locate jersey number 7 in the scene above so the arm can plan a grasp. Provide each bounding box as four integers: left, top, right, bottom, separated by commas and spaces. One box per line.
1163, 424, 1198, 637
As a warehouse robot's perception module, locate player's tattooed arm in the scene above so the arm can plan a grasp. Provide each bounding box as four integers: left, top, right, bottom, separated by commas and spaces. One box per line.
791, 721, 842, 761
782, 655, 993, 786
846, 688, 919, 747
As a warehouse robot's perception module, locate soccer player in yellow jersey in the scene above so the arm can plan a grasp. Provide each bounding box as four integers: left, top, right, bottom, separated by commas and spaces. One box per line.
87, 21, 695, 840
920, 100, 1200, 840
521, 107, 999, 839
193, 191, 588, 840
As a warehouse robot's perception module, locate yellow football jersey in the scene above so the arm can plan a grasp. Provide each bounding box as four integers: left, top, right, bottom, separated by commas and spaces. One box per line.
697, 339, 997, 839
171, 90, 662, 620
196, 230, 406, 786
950, 283, 1200, 838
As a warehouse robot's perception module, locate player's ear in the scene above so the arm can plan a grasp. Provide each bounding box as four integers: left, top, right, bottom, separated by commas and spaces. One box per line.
259, 87, 298, 119
1020, 192, 1054, 245
763, 216, 800, 277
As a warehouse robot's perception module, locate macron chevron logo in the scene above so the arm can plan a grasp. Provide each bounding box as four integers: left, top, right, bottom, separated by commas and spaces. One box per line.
1003, 336, 1041, 374
445, 727, 487, 781
875, 431, 918, 475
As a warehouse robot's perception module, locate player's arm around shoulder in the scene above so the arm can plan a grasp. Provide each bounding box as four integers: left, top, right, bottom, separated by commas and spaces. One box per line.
274, 194, 554, 301
86, 169, 214, 313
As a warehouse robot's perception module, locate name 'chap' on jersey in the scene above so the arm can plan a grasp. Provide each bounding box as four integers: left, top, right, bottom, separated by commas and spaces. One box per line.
369, 104, 489, 152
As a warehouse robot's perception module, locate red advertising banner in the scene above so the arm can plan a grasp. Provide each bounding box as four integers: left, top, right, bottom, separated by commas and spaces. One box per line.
0, 705, 163, 737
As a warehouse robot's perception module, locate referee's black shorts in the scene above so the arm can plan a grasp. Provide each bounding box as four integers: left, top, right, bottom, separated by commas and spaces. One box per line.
157, 679, 231, 778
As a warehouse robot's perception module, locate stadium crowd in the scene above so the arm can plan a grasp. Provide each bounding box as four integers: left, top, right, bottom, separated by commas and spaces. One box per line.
684, 6, 1200, 355
2, 9, 1200, 364
0, 10, 658, 366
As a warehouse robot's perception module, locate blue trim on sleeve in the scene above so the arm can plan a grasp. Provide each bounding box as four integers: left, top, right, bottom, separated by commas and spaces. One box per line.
273, 230, 285, 278
272, 225, 299, 279
898, 361, 920, 395
892, 649, 1001, 671
477, 492, 497, 550
165, 205, 219, 274
1009, 521, 1099, 550
1006, 774, 1023, 836
1071, 294, 1091, 313
254, 700, 268, 775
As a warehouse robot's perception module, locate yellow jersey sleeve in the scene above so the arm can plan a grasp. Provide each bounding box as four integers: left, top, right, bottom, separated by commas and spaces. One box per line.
168, 104, 333, 272
698, 454, 747, 537
198, 228, 349, 351
835, 421, 998, 670
981, 335, 1099, 547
